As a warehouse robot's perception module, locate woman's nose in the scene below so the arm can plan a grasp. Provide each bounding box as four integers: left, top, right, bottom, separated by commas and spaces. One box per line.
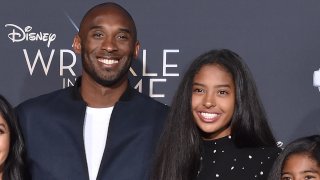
203, 94, 215, 108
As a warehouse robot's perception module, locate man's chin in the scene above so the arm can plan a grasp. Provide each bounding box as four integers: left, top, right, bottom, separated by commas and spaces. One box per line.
96, 75, 127, 87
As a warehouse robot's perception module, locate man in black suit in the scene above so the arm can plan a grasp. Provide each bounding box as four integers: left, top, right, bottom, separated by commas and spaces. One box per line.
16, 3, 168, 180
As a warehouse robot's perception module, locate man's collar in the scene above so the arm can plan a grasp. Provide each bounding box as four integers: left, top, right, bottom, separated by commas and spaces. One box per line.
71, 76, 134, 103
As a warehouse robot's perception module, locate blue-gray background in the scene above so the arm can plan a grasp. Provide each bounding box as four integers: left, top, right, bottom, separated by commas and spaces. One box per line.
1, 0, 320, 145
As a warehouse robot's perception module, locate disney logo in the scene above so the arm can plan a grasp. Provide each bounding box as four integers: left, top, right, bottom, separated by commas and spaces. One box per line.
5, 24, 56, 48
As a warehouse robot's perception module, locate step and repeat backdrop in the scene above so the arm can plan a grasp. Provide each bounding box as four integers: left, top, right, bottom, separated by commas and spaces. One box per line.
1, 0, 320, 145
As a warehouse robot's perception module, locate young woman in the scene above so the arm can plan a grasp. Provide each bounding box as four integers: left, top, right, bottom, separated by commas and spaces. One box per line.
0, 95, 24, 180
151, 49, 280, 180
268, 135, 320, 180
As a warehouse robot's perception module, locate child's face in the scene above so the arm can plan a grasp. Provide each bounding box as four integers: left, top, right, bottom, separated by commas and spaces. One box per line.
0, 115, 10, 171
191, 64, 235, 140
281, 153, 320, 180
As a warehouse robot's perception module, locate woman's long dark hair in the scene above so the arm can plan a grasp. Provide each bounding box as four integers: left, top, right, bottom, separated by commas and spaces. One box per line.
268, 135, 320, 180
151, 49, 277, 180
0, 95, 24, 180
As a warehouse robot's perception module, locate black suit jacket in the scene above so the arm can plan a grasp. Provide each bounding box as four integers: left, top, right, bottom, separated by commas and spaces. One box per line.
16, 80, 168, 180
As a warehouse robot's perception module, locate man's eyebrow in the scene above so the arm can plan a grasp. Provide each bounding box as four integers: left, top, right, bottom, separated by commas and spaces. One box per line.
88, 26, 132, 34
118, 28, 131, 34
89, 26, 103, 31
89, 25, 103, 30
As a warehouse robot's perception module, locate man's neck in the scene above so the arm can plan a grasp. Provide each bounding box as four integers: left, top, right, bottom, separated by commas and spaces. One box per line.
80, 75, 128, 108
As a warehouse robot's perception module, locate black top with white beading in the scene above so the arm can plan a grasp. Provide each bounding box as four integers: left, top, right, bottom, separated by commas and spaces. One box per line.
197, 135, 280, 180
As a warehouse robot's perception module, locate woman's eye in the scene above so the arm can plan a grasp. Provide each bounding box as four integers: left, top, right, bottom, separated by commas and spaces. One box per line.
218, 90, 228, 95
193, 88, 204, 93
281, 177, 292, 180
281, 174, 292, 180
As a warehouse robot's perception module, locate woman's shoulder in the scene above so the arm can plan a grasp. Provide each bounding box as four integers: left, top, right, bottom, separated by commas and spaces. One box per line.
240, 145, 281, 161
199, 140, 281, 179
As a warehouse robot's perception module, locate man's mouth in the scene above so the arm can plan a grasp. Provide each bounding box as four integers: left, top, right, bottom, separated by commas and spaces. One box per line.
98, 58, 119, 65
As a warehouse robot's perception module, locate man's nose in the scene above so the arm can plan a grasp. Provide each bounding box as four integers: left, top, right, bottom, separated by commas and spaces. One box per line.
102, 37, 118, 52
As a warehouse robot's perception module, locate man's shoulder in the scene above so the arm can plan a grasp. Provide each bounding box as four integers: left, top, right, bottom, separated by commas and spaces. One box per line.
129, 88, 169, 111
16, 87, 74, 110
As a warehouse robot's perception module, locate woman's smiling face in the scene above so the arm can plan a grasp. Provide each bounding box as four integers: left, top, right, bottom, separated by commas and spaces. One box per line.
192, 64, 235, 140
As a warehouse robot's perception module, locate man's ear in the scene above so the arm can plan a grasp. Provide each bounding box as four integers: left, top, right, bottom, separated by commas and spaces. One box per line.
72, 35, 81, 54
133, 41, 140, 59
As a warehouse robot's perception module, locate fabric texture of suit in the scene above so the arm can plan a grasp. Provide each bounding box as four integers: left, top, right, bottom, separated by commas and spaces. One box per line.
16, 79, 168, 180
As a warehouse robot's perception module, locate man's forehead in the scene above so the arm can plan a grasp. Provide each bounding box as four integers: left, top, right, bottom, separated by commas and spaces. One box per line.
84, 5, 131, 23
82, 13, 134, 34
79, 3, 137, 40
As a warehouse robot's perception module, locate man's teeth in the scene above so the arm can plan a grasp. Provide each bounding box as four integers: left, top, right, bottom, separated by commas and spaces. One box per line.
98, 59, 119, 65
201, 112, 219, 119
